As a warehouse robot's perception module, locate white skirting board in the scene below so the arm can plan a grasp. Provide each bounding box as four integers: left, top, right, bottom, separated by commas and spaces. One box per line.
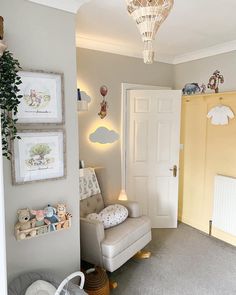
213, 175, 236, 236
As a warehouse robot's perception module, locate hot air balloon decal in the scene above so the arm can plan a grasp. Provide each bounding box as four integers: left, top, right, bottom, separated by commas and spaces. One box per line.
98, 85, 108, 119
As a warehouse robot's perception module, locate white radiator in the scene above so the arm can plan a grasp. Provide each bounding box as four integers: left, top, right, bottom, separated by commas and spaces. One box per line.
212, 175, 236, 236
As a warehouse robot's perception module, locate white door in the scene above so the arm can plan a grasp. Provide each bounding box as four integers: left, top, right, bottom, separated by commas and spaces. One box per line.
126, 90, 181, 228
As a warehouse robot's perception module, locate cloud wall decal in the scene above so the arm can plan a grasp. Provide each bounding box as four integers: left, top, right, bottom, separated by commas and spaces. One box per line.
89, 127, 119, 144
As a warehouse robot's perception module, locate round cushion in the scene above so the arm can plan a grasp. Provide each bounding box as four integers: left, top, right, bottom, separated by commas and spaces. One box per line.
25, 280, 57, 295
100, 204, 128, 229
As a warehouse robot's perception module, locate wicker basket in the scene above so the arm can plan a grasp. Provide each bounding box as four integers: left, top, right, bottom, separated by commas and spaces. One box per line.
84, 267, 110, 295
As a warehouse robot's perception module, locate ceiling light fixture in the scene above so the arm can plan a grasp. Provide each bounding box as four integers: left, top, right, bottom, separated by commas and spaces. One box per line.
125, 0, 174, 64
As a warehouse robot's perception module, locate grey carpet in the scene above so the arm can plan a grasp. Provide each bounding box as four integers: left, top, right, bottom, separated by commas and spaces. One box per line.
110, 223, 236, 295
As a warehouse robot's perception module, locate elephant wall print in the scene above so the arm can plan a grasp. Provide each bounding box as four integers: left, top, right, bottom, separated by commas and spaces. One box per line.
98, 85, 108, 119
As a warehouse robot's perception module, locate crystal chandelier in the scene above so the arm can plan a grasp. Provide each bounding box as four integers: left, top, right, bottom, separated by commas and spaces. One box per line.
126, 0, 174, 64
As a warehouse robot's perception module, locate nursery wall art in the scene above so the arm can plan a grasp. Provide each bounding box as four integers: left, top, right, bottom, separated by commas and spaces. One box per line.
207, 97, 235, 125
89, 126, 119, 144
182, 70, 224, 96
12, 130, 66, 184
182, 83, 206, 95
207, 70, 224, 93
98, 85, 108, 119
16, 71, 64, 124
77, 88, 91, 112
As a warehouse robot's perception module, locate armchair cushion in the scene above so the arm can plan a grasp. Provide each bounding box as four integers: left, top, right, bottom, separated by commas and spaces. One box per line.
102, 216, 151, 258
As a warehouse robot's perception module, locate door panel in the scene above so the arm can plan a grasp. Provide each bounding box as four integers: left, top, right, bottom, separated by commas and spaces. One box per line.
133, 176, 149, 215
156, 122, 172, 163
126, 90, 181, 228
158, 98, 174, 113
134, 97, 150, 113
134, 120, 148, 162
155, 177, 170, 216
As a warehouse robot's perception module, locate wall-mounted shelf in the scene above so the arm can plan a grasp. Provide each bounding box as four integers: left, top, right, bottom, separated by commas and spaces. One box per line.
15, 216, 72, 241
183, 91, 236, 99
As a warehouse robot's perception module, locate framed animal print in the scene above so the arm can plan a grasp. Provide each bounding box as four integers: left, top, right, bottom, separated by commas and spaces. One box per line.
12, 130, 66, 184
15, 71, 64, 124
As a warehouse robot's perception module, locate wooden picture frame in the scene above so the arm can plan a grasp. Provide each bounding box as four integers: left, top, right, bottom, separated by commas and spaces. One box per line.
0, 16, 4, 40
15, 70, 65, 124
11, 129, 66, 185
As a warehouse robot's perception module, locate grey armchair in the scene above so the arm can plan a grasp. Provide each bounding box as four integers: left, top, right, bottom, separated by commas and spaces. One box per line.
80, 192, 152, 272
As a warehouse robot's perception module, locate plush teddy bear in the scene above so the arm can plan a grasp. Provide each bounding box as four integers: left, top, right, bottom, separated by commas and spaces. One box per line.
15, 208, 36, 240
44, 204, 59, 232
56, 203, 70, 229
31, 209, 50, 227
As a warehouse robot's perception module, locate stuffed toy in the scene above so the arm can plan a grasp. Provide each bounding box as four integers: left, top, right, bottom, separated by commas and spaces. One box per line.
15, 208, 36, 240
44, 204, 59, 231
31, 209, 50, 227
56, 203, 70, 229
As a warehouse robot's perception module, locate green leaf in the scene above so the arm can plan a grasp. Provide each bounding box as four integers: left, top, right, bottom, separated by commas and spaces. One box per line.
0, 51, 22, 160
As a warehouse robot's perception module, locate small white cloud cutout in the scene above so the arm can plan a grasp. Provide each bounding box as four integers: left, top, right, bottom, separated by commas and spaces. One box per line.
89, 127, 119, 144
81, 91, 91, 103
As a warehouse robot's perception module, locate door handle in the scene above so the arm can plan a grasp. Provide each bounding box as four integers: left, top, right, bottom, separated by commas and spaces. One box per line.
169, 165, 177, 177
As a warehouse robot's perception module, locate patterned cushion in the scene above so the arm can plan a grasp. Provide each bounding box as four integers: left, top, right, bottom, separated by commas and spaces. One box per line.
87, 205, 128, 229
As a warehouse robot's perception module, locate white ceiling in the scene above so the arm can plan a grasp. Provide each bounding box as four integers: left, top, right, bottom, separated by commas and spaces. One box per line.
28, 0, 90, 13
76, 0, 236, 64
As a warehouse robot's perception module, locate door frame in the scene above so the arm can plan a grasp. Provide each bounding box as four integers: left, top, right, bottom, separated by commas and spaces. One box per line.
120, 83, 171, 195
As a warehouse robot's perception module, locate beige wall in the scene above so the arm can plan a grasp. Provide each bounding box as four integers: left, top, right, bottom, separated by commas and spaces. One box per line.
2, 0, 80, 281
77, 48, 174, 201
174, 51, 236, 91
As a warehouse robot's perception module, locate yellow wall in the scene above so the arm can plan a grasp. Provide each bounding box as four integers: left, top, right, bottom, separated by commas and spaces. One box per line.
179, 91, 236, 246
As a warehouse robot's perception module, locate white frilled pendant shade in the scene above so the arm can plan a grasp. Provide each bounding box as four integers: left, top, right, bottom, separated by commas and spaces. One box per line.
126, 0, 174, 64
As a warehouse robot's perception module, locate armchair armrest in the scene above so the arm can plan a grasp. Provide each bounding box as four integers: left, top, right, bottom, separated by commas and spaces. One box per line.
107, 200, 141, 218
80, 217, 105, 267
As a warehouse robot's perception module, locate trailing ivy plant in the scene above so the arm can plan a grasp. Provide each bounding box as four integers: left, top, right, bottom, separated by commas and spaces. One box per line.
0, 50, 22, 159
